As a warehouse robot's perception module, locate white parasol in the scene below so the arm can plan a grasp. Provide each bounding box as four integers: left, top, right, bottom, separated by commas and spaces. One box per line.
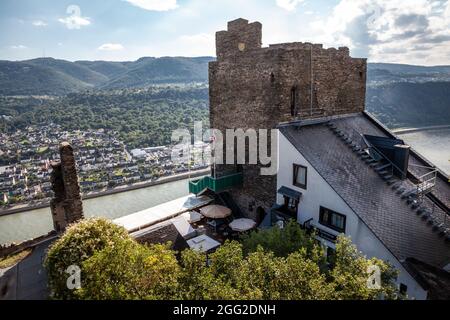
200, 205, 232, 219
229, 218, 257, 232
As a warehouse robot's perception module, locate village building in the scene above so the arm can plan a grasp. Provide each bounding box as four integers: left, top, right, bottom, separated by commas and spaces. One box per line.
188, 18, 450, 299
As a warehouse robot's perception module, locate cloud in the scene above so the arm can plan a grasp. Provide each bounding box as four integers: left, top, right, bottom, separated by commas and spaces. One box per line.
10, 45, 27, 50
177, 33, 215, 55
124, 0, 178, 11
32, 20, 47, 27
98, 43, 125, 51
276, 0, 305, 11
308, 0, 450, 65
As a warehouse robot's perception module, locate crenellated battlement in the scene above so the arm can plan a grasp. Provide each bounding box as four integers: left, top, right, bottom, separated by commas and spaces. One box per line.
216, 18, 262, 60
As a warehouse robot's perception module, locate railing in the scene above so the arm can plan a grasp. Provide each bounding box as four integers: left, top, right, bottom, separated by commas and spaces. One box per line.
188, 172, 243, 195
361, 134, 439, 197
303, 219, 337, 243
352, 129, 440, 206
410, 164, 438, 201
352, 130, 406, 180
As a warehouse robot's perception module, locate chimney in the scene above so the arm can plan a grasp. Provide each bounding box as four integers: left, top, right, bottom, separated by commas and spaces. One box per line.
393, 144, 410, 179
50, 142, 84, 232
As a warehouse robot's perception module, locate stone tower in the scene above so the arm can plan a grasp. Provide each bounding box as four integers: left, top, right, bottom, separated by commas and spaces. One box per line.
209, 18, 367, 219
50, 142, 84, 232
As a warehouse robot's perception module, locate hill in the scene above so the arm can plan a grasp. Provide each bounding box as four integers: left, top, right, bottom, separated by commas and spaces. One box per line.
368, 63, 450, 85
74, 60, 132, 78
0, 56, 214, 96
100, 57, 213, 89
0, 85, 209, 148
0, 60, 92, 95
367, 81, 450, 129
24, 58, 109, 85
0, 58, 449, 131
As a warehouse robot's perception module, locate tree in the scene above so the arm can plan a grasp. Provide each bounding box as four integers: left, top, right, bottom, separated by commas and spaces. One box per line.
44, 218, 131, 299
77, 241, 181, 300
46, 219, 399, 300
180, 241, 333, 300
241, 220, 317, 258
329, 236, 399, 300
241, 222, 398, 300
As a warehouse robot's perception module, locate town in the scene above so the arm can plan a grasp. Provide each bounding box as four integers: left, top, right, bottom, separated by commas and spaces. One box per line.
0, 124, 209, 209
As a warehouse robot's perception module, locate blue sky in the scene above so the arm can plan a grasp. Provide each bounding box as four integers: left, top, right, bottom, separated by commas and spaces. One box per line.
1, 0, 449, 65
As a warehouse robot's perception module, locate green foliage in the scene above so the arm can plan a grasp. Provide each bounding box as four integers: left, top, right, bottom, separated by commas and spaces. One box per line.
367, 82, 450, 128
0, 86, 209, 149
77, 241, 181, 300
241, 220, 317, 258
330, 236, 398, 300
44, 218, 131, 299
46, 219, 399, 300
0, 57, 213, 95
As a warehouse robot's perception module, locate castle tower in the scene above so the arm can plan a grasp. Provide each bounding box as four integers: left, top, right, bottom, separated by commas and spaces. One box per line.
50, 142, 84, 232
208, 18, 367, 219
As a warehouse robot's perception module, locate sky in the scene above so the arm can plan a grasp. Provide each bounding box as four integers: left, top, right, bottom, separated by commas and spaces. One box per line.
0, 0, 449, 65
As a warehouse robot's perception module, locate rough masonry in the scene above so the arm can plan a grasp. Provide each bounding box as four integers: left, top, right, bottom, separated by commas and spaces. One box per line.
209, 18, 367, 219
50, 142, 84, 231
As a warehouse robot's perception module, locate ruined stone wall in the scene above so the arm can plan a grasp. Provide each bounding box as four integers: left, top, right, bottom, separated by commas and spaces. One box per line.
209, 18, 367, 218
50, 142, 83, 231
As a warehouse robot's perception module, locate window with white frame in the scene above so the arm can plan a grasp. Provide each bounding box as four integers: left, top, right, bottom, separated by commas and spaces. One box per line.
293, 164, 307, 189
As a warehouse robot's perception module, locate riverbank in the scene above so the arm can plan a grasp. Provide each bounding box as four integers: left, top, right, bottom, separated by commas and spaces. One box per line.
0, 168, 209, 217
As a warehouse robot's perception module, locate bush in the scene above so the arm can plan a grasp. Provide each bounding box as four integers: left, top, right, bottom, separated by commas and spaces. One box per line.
330, 236, 399, 300
44, 218, 131, 299
77, 241, 181, 300
241, 220, 317, 258
45, 218, 399, 300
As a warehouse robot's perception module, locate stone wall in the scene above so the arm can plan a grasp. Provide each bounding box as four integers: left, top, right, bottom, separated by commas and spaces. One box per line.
50, 142, 84, 231
209, 18, 367, 218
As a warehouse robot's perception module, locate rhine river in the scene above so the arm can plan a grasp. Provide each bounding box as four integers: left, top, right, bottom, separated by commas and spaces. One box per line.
397, 128, 450, 176
1, 129, 449, 245
0, 178, 190, 245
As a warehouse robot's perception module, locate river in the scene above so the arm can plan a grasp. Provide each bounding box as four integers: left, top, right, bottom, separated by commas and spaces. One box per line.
1, 128, 449, 246
397, 128, 450, 176
0, 178, 190, 245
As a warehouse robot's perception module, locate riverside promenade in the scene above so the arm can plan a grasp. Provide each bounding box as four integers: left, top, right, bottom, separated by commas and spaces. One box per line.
0, 168, 210, 217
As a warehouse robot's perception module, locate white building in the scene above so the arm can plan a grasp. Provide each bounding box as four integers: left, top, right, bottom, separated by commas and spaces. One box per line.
273, 112, 450, 300
130, 149, 147, 159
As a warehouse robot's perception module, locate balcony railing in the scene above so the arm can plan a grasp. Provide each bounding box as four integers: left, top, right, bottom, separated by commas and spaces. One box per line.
304, 218, 338, 243
188, 172, 243, 195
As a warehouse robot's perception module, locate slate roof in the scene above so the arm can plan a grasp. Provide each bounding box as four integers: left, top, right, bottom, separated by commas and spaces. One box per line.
132, 221, 189, 253
403, 258, 450, 300
279, 112, 450, 268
